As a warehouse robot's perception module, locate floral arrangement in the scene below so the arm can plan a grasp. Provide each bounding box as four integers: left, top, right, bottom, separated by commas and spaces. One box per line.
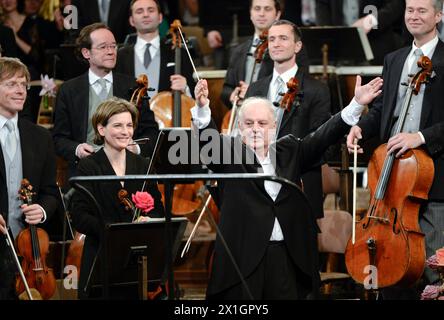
118, 189, 155, 222
421, 248, 444, 300
39, 74, 57, 110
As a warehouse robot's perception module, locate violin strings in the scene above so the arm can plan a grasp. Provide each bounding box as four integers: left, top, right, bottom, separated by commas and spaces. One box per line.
178, 27, 200, 82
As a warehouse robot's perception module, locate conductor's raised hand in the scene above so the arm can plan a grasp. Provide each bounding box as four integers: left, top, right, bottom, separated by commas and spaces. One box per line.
354, 75, 383, 106
195, 79, 209, 108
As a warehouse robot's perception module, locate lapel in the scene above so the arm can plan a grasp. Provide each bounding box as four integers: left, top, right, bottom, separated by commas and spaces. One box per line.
158, 41, 171, 92
18, 119, 34, 181
239, 38, 253, 82
279, 69, 304, 134
112, 73, 126, 98
120, 46, 135, 77
95, 149, 126, 206
0, 141, 5, 182
269, 141, 292, 204
421, 40, 444, 129
384, 47, 410, 134
233, 136, 271, 200
78, 73, 90, 141
124, 151, 145, 193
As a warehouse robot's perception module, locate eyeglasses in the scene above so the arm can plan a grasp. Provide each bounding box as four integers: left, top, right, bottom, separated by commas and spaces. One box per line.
91, 44, 118, 51
0, 81, 30, 91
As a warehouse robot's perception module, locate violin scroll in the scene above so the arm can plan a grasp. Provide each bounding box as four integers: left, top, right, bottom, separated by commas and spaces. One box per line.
130, 74, 151, 109
18, 179, 35, 205
118, 188, 134, 212
411, 56, 432, 95
254, 30, 268, 64
280, 77, 300, 112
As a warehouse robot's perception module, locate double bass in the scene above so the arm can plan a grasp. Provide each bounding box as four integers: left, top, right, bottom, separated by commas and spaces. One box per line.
345, 56, 435, 288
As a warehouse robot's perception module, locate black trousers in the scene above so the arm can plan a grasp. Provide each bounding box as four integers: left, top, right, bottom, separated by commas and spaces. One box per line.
212, 242, 312, 300
0, 241, 17, 300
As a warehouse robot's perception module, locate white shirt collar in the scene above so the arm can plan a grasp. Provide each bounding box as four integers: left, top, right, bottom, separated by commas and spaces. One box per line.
411, 35, 439, 58
271, 64, 299, 86
135, 35, 160, 52
252, 34, 261, 46
88, 69, 113, 86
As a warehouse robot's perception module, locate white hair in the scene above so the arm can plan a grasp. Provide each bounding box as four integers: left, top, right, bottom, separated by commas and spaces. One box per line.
237, 96, 276, 122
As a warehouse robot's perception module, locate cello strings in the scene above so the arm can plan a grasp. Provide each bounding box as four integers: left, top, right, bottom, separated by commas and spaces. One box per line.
178, 27, 201, 82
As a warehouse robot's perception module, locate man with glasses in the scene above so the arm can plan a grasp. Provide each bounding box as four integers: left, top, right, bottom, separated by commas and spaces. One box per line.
53, 23, 158, 177
0, 57, 58, 299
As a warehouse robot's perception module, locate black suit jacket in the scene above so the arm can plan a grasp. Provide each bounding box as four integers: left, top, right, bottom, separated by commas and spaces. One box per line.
245, 70, 331, 218
222, 37, 311, 107
72, 0, 133, 43
53, 72, 159, 174
0, 25, 18, 58
70, 148, 164, 298
115, 41, 196, 95
0, 119, 58, 299
358, 40, 444, 200
202, 113, 350, 297
316, 0, 405, 64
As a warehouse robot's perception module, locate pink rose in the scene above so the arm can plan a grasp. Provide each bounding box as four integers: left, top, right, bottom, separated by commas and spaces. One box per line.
420, 285, 440, 300
132, 191, 154, 213
436, 248, 444, 266
426, 255, 440, 270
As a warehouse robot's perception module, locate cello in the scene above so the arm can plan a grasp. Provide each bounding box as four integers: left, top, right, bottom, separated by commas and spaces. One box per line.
15, 179, 56, 300
148, 20, 203, 216
345, 56, 435, 288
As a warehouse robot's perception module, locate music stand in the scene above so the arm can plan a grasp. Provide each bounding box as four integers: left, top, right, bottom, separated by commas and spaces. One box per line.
90, 217, 187, 299
300, 26, 374, 65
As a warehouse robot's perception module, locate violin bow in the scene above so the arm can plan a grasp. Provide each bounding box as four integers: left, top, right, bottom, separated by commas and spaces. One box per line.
1, 216, 34, 300
177, 25, 201, 82
352, 138, 358, 245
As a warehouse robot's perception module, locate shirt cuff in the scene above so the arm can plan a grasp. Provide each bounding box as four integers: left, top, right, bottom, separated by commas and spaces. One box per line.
39, 205, 47, 223
134, 144, 141, 155
184, 86, 192, 98
341, 98, 365, 126
368, 13, 378, 29
75, 144, 81, 158
418, 131, 426, 144
190, 103, 211, 129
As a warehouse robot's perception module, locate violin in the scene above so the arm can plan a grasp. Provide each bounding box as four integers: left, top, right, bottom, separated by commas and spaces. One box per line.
130, 74, 151, 110
345, 56, 434, 288
15, 179, 56, 300
253, 30, 268, 68
279, 76, 300, 112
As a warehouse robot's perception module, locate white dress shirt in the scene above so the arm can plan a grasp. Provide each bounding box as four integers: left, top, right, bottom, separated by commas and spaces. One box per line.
134, 35, 160, 67
268, 64, 299, 102
88, 69, 113, 95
